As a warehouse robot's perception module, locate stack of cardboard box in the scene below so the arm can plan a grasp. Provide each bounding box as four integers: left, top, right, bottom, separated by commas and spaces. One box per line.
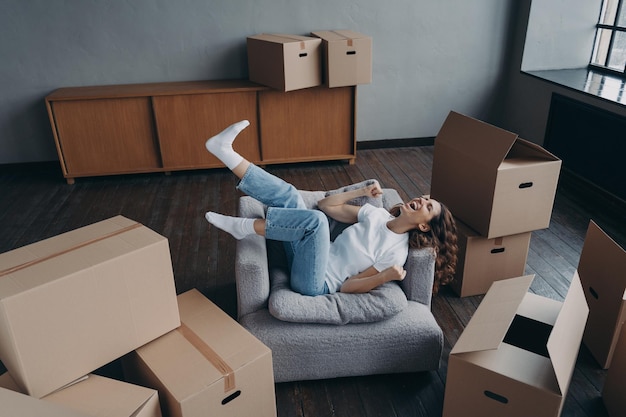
430, 112, 595, 416
247, 30, 372, 91
430, 111, 562, 297
0, 215, 276, 417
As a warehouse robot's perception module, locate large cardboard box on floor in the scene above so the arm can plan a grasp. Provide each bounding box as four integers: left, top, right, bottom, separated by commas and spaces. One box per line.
602, 323, 626, 417
442, 274, 589, 417
431, 111, 562, 239
451, 218, 531, 297
577, 220, 626, 369
45, 374, 162, 417
0, 215, 180, 398
247, 33, 321, 91
123, 289, 276, 417
311, 30, 372, 88
0, 372, 162, 417
0, 386, 91, 417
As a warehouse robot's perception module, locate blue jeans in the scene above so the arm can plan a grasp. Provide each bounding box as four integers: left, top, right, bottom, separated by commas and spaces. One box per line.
237, 164, 331, 296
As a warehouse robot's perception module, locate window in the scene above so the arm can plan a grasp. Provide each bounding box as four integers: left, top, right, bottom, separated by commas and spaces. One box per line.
591, 0, 626, 74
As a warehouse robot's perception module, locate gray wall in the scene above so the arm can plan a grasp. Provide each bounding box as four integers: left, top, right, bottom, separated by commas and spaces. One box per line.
0, 0, 514, 165
522, 0, 600, 71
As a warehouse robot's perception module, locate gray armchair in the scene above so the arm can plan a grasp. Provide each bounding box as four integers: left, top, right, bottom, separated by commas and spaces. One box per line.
235, 188, 443, 382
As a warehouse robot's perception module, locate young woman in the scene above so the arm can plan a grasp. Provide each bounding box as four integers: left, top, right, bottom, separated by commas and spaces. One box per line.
204, 120, 458, 296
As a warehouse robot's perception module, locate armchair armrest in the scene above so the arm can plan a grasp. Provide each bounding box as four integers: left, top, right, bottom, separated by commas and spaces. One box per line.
401, 247, 436, 308
235, 196, 271, 319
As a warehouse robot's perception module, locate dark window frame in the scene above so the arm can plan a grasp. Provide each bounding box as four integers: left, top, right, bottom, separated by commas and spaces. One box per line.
590, 0, 626, 76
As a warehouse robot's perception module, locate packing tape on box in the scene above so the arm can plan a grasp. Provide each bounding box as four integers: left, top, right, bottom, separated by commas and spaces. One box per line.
0, 223, 143, 277
178, 323, 236, 393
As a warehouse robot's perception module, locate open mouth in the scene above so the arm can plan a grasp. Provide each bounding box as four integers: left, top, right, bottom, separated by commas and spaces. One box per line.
408, 201, 419, 210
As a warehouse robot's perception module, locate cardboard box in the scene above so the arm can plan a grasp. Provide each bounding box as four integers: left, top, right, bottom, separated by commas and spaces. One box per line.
124, 289, 276, 417
45, 374, 162, 417
1, 372, 162, 417
431, 111, 562, 238
451, 218, 531, 297
443, 274, 589, 417
311, 30, 372, 88
0, 215, 180, 398
602, 323, 626, 417
247, 33, 321, 91
577, 220, 626, 369
0, 386, 91, 417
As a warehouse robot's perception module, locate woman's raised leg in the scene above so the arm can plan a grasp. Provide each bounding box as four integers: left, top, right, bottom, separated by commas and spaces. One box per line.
205, 120, 250, 173
204, 121, 304, 209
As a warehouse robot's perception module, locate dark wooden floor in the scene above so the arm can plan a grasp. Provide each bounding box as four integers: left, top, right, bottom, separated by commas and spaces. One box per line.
1, 146, 624, 417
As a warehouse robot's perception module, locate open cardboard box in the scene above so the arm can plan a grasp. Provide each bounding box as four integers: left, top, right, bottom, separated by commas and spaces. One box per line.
443, 274, 589, 417
247, 33, 321, 91
123, 289, 276, 417
431, 111, 562, 239
0, 215, 180, 398
311, 30, 372, 88
602, 323, 626, 417
0, 372, 161, 417
451, 218, 531, 297
578, 220, 626, 369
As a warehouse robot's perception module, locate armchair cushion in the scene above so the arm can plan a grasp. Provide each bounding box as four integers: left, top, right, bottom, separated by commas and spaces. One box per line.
268, 261, 408, 325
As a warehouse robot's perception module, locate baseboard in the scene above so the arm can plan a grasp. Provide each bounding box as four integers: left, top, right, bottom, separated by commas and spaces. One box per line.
357, 137, 435, 150
0, 160, 60, 174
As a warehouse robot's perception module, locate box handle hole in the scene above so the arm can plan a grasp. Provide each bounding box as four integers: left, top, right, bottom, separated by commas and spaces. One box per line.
222, 390, 241, 405
484, 390, 508, 404
491, 248, 505, 254
299, 53, 308, 58
519, 182, 533, 189
346, 50, 356, 55
589, 286, 599, 300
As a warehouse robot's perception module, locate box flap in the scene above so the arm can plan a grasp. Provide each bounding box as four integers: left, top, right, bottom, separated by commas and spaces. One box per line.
578, 220, 626, 302
507, 137, 561, 162
435, 111, 519, 170
451, 275, 534, 354
546, 273, 589, 395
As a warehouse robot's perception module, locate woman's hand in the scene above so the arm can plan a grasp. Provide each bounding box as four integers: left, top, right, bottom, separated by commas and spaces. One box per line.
317, 180, 383, 224
361, 180, 383, 199
380, 265, 407, 281
340, 265, 406, 293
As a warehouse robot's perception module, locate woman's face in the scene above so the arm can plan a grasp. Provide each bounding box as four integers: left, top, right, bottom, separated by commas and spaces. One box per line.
399, 196, 442, 232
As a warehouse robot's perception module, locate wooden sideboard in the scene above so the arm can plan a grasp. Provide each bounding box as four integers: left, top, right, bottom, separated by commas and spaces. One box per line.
45, 80, 356, 184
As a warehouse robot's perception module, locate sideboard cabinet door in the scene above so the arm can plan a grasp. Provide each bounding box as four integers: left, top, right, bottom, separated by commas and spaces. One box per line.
258, 86, 356, 164
50, 97, 160, 177
153, 91, 261, 170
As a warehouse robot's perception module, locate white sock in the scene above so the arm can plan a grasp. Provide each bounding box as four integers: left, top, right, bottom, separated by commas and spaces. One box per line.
205, 120, 250, 170
205, 212, 256, 240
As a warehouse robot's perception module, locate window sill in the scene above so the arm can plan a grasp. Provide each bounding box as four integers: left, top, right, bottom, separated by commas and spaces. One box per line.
524, 68, 626, 106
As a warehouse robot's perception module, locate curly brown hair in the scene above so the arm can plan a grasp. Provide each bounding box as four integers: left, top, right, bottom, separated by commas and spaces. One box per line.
389, 202, 458, 294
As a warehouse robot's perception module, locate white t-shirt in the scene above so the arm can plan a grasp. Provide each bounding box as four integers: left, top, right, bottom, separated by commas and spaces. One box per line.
325, 204, 409, 293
